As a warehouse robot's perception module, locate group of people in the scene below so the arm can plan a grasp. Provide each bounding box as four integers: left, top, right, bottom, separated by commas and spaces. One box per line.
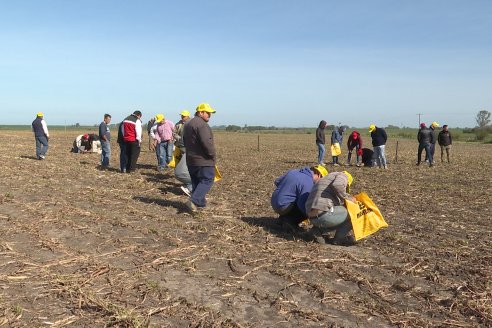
316, 122, 388, 169
316, 121, 452, 169
271, 165, 357, 246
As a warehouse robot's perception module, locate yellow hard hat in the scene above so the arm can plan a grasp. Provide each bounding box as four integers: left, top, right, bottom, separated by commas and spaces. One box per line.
196, 103, 216, 113
431, 122, 439, 127
155, 114, 164, 123
343, 171, 353, 185
37, 112, 44, 117
369, 124, 376, 132
180, 110, 190, 117
313, 165, 328, 177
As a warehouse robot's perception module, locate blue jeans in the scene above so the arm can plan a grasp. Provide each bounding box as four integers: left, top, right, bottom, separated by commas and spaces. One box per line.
188, 166, 215, 207
347, 146, 361, 164
418, 143, 432, 165
310, 206, 352, 241
35, 136, 49, 158
100, 140, 111, 166
373, 145, 387, 167
118, 142, 127, 172
157, 141, 173, 168
317, 143, 325, 164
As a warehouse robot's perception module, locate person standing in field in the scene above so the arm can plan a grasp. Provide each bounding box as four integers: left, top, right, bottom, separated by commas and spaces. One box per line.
316, 120, 327, 165
150, 114, 175, 171
331, 126, 345, 166
438, 124, 452, 163
306, 171, 357, 246
173, 110, 193, 196
31, 112, 49, 160
117, 120, 127, 173
99, 114, 111, 167
122, 110, 143, 173
147, 117, 156, 151
346, 131, 363, 166
183, 103, 217, 212
417, 123, 434, 167
271, 165, 328, 231
369, 124, 388, 169
428, 122, 439, 164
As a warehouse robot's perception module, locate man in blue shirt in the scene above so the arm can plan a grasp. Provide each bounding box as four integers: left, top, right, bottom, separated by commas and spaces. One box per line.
271, 165, 328, 230
98, 114, 111, 167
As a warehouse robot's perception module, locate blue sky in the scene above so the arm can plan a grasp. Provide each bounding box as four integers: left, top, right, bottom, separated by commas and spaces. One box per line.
1, 0, 491, 128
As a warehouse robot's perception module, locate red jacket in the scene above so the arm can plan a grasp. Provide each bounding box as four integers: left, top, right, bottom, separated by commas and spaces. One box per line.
347, 131, 362, 149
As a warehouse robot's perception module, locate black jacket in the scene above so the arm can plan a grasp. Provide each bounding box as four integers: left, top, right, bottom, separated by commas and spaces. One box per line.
370, 127, 387, 147
417, 127, 435, 145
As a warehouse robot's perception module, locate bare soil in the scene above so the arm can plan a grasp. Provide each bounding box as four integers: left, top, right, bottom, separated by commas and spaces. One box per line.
0, 130, 490, 327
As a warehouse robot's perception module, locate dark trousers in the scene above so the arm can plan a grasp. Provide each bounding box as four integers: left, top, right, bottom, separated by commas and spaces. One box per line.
118, 142, 127, 172
188, 165, 215, 207
418, 143, 432, 165
125, 141, 140, 172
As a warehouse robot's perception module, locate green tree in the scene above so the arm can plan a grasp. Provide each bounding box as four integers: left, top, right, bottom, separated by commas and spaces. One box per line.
476, 110, 491, 128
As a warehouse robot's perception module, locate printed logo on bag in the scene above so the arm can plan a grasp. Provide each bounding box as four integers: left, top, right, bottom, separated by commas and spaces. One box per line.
357, 201, 373, 218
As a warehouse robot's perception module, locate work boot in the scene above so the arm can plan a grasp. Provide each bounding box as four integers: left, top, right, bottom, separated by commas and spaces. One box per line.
310, 226, 326, 244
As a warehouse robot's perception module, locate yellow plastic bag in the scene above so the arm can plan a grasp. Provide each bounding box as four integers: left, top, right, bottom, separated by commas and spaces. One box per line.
346, 192, 388, 241
214, 165, 222, 182
331, 143, 341, 156
167, 147, 182, 168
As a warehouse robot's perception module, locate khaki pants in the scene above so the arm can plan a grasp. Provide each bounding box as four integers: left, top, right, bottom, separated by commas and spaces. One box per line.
440, 145, 451, 163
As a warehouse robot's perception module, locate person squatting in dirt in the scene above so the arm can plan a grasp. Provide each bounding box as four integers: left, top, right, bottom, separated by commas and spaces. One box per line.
417, 123, 435, 167
306, 171, 357, 246
71, 133, 101, 154
121, 110, 143, 173
149, 113, 175, 172
173, 110, 193, 197
315, 120, 327, 165
346, 130, 363, 166
271, 165, 328, 231
183, 103, 217, 212
438, 124, 452, 163
32, 112, 49, 160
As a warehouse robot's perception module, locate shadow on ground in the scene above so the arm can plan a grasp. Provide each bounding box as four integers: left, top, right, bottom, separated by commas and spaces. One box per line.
240, 216, 313, 242
133, 195, 189, 214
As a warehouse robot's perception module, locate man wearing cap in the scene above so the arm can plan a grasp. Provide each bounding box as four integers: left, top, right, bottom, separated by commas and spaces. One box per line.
150, 114, 175, 171
271, 165, 328, 230
173, 110, 193, 196
306, 171, 357, 246
369, 124, 388, 169
99, 114, 112, 167
32, 112, 49, 160
438, 124, 452, 163
71, 133, 100, 153
346, 130, 363, 166
428, 122, 439, 164
417, 123, 434, 167
183, 103, 217, 211
122, 110, 143, 173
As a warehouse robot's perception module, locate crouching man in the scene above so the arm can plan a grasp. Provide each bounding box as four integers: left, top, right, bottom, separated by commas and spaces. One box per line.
305, 171, 356, 246
271, 165, 328, 230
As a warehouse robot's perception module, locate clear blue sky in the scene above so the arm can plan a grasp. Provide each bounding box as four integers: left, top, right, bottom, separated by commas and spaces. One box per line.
1, 0, 491, 128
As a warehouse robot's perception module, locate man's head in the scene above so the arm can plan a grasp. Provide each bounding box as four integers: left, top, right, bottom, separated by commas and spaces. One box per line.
443, 124, 448, 131
133, 110, 142, 119
180, 110, 191, 121
311, 165, 328, 183
196, 103, 216, 122
104, 114, 111, 124
352, 132, 358, 139
431, 122, 439, 129
369, 124, 376, 133
343, 171, 354, 192
37, 112, 43, 118
155, 114, 164, 123
420, 123, 426, 129
82, 133, 89, 140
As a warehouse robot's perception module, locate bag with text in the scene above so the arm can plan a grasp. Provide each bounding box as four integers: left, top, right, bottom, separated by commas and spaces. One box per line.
331, 143, 341, 156
345, 192, 388, 241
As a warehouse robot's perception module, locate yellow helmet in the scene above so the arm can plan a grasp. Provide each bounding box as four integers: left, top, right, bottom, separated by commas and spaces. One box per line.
369, 124, 376, 132
343, 171, 353, 185
37, 112, 44, 117
431, 122, 439, 128
155, 114, 164, 123
312, 165, 328, 177
180, 110, 190, 117
196, 103, 216, 113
